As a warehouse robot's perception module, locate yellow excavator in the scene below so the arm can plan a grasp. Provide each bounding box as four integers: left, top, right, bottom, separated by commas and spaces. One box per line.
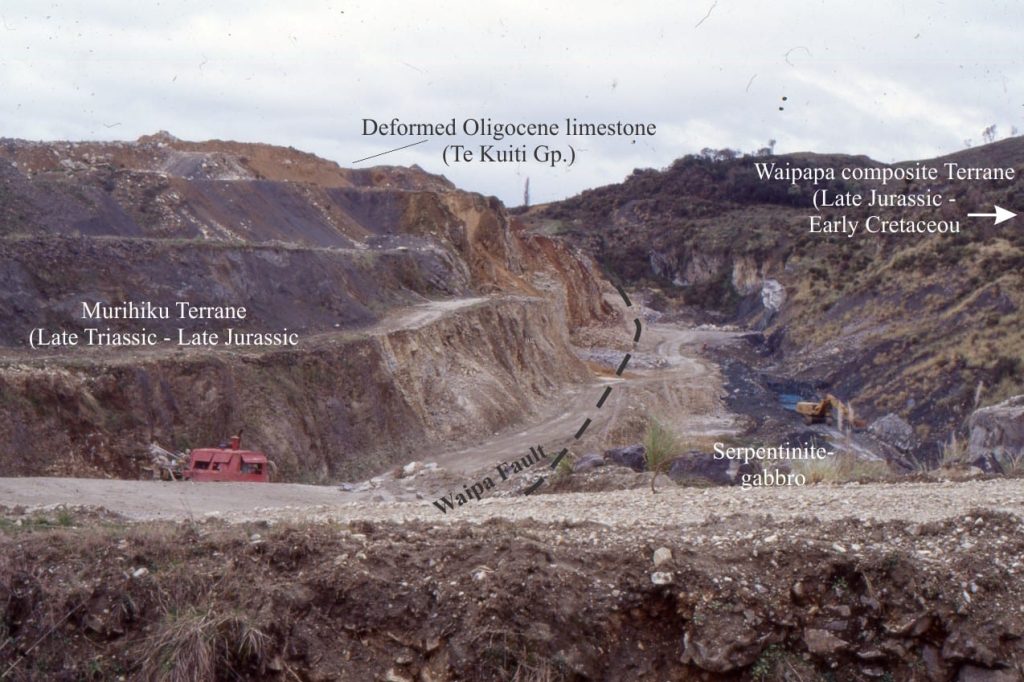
795, 394, 866, 429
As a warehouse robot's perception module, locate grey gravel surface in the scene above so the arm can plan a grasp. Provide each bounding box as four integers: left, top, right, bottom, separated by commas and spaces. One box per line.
2, 476, 1020, 526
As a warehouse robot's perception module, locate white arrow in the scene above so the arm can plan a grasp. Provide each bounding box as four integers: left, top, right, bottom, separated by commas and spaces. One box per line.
967, 205, 1017, 225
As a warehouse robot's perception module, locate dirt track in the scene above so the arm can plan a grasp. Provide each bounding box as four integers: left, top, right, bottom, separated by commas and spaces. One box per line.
432, 317, 740, 476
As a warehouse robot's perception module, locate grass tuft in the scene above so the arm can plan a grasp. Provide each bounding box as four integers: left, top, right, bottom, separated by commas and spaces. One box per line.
792, 453, 891, 484
940, 433, 971, 467
139, 610, 270, 681
997, 451, 1024, 476
643, 417, 679, 493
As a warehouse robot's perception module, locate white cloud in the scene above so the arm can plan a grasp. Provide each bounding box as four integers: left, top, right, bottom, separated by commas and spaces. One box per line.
0, 0, 1021, 204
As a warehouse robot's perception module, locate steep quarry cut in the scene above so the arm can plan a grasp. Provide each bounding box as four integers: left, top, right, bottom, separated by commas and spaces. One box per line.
0, 133, 611, 480
0, 297, 589, 480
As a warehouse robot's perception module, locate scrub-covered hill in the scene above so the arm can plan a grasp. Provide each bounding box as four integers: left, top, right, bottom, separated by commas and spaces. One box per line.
533, 138, 1024, 460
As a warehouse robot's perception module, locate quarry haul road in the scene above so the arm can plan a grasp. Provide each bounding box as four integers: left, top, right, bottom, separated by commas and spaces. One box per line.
431, 319, 741, 475
0, 477, 1021, 525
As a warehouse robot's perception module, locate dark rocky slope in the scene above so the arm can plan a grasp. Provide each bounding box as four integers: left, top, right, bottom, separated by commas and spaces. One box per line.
534, 139, 1024, 461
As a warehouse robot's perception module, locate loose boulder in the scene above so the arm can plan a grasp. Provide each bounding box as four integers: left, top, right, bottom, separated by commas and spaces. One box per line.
667, 451, 762, 485
868, 413, 916, 452
681, 615, 781, 672
573, 452, 607, 473
604, 444, 646, 472
668, 451, 733, 485
803, 628, 850, 657
968, 395, 1024, 469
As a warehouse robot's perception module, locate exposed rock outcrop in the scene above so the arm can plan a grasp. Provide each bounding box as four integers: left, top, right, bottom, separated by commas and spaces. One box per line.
869, 413, 917, 453
0, 297, 589, 481
968, 396, 1024, 466
760, 279, 786, 313
667, 451, 766, 486
668, 451, 733, 485
533, 141, 1024, 455
604, 444, 647, 472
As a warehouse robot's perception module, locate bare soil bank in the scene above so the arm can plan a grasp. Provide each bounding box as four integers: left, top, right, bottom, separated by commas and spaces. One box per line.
1, 503, 1021, 681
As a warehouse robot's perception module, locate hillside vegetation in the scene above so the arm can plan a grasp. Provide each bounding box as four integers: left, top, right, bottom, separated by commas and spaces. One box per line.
535, 139, 1024, 456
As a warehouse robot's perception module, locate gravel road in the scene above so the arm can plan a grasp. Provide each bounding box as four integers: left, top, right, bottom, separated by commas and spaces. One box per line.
2, 476, 1021, 527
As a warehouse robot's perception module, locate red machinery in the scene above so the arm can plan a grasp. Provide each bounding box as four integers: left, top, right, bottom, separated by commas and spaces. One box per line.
183, 432, 270, 483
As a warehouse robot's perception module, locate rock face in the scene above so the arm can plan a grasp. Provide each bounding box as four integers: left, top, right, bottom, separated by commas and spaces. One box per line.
869, 413, 917, 453
533, 140, 1024, 459
0, 297, 591, 481
761, 279, 786, 312
603, 444, 647, 472
572, 453, 606, 473
731, 256, 763, 295
968, 396, 1024, 467
682, 252, 724, 287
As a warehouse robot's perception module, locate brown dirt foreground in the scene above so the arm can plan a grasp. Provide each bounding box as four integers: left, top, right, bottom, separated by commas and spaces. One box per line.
1, 497, 1023, 682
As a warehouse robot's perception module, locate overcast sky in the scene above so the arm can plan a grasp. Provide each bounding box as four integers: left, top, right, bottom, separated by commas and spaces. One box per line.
0, 1, 1021, 204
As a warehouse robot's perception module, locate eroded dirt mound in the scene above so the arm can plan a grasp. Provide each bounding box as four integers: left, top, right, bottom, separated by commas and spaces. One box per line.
1, 510, 1021, 680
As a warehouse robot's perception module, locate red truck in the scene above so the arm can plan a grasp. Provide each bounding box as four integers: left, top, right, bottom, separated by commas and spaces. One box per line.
183, 433, 270, 483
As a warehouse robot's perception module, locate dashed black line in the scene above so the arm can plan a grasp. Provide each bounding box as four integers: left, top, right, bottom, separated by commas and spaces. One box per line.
523, 288, 641, 495
523, 477, 546, 494
616, 353, 631, 376
615, 285, 632, 308
547, 447, 569, 471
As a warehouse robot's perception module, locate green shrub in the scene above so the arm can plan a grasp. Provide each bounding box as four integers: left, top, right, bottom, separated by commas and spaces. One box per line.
643, 418, 679, 493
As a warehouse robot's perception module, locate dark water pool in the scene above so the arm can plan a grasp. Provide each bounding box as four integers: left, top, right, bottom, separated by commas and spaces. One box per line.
777, 393, 804, 411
